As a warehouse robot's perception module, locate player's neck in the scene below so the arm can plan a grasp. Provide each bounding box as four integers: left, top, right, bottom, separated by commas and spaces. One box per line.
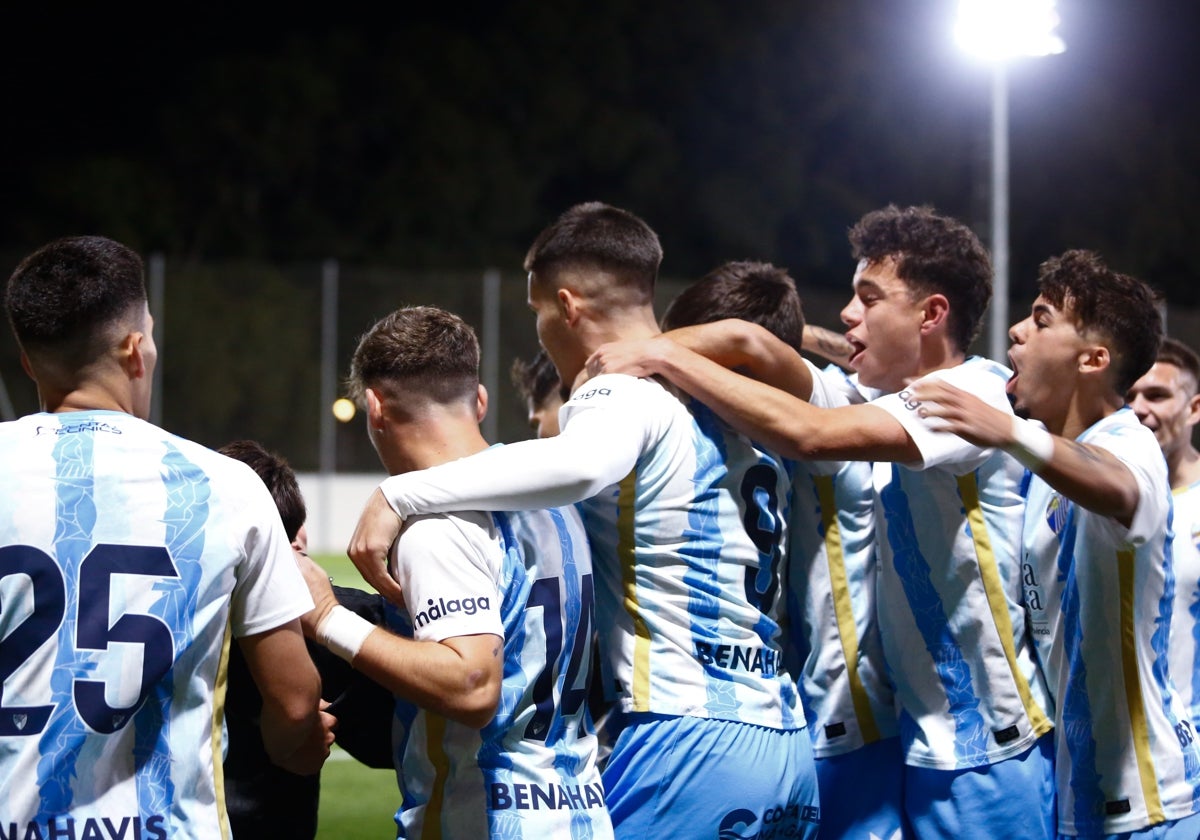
384, 423, 491, 474
1052, 387, 1125, 441
1169, 445, 1200, 490
42, 382, 135, 416
914, 335, 966, 383
577, 306, 660, 359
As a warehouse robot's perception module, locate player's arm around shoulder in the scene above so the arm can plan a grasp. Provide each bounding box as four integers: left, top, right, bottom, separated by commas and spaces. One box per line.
664, 318, 814, 400
911, 379, 1142, 526
311, 515, 504, 729
588, 328, 915, 462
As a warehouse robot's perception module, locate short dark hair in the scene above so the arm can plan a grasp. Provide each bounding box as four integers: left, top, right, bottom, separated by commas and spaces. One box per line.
524, 202, 662, 304
348, 305, 480, 407
5, 235, 147, 371
848, 205, 992, 352
661, 261, 806, 351
218, 439, 307, 542
510, 348, 564, 408
1037, 249, 1162, 394
1157, 337, 1200, 395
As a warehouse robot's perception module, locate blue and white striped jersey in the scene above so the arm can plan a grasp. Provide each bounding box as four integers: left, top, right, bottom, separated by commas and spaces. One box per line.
387, 504, 611, 839
570, 377, 800, 729
787, 362, 896, 757
871, 357, 1052, 770
0, 410, 312, 840
1168, 480, 1200, 726
1024, 408, 1200, 835
380, 374, 802, 732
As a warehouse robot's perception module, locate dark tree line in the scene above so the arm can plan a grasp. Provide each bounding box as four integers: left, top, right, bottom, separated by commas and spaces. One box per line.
2, 0, 1197, 462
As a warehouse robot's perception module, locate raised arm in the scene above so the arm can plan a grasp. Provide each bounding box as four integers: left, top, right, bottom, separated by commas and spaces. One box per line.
910, 379, 1140, 525
586, 335, 918, 463
348, 385, 646, 601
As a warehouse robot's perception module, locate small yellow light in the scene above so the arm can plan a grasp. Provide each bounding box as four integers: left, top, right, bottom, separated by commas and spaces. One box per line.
331, 397, 357, 423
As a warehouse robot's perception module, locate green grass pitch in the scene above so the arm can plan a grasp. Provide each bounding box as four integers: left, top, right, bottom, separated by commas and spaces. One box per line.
313, 553, 400, 838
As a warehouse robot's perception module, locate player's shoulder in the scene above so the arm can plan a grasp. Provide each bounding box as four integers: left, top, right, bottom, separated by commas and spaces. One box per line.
400, 510, 498, 554
567, 371, 666, 405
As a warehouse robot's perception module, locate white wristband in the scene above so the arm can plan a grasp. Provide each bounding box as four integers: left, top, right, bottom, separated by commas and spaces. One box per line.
317, 605, 376, 663
1007, 416, 1055, 471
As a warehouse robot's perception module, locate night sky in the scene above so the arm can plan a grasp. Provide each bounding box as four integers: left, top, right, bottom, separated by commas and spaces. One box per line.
2, 1, 1198, 291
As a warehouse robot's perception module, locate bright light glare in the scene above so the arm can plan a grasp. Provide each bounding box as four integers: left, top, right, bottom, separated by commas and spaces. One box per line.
331, 397, 357, 423
955, 0, 1066, 61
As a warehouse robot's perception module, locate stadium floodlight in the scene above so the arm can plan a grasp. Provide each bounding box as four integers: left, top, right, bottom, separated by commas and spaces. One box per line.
955, 0, 1065, 62
954, 0, 1064, 364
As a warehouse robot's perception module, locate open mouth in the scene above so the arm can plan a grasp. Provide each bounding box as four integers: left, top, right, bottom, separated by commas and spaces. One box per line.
846, 336, 866, 367
1006, 355, 1020, 396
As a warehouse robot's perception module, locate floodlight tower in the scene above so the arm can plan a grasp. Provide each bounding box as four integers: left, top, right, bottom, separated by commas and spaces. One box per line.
955, 0, 1064, 363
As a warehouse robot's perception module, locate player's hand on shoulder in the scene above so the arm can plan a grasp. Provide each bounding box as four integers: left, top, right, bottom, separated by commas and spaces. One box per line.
347, 487, 406, 606
908, 379, 1013, 448
586, 335, 672, 380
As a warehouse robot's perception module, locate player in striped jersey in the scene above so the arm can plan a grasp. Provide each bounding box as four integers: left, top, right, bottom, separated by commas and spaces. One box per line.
659, 261, 902, 840
1128, 338, 1200, 725
346, 204, 819, 839
587, 205, 1056, 839
298, 305, 611, 839
914, 250, 1200, 838
0, 236, 332, 839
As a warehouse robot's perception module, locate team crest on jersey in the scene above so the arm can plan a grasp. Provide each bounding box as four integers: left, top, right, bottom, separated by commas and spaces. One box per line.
1046, 494, 1068, 536
13, 713, 27, 731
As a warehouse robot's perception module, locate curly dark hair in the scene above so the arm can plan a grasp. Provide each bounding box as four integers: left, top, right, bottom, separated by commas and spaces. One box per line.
848, 205, 992, 352
1037, 250, 1162, 394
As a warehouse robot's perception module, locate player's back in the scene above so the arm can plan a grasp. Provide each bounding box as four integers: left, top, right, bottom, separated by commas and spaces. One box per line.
391, 503, 611, 839
0, 410, 301, 839
569, 374, 800, 730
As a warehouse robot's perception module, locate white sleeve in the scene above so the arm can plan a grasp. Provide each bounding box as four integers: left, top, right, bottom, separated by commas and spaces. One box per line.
380, 373, 654, 518
393, 513, 505, 643
1095, 421, 1170, 546
230, 479, 315, 637
872, 362, 1013, 471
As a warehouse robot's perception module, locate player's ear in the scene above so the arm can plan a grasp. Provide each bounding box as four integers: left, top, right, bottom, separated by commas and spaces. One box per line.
19, 351, 34, 381
365, 388, 387, 430
1078, 344, 1110, 377
558, 288, 582, 327
919, 293, 950, 335
116, 330, 147, 380
475, 384, 489, 423
1187, 391, 1200, 428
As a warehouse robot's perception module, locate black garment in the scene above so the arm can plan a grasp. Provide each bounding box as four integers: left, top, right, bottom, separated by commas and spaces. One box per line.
223, 586, 394, 839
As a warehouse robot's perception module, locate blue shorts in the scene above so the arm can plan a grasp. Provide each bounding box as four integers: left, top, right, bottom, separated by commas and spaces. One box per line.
906, 733, 1055, 840
601, 713, 819, 839
816, 736, 906, 839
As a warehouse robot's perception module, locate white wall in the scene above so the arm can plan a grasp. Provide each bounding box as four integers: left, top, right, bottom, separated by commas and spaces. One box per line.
296, 472, 387, 556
